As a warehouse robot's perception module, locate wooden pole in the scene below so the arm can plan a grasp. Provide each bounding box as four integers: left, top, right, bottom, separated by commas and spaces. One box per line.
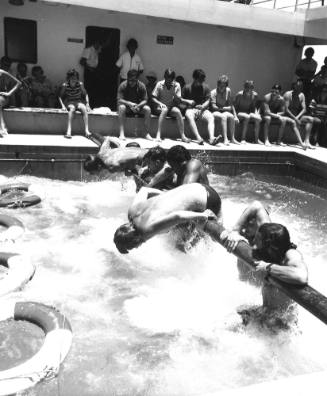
204, 220, 327, 326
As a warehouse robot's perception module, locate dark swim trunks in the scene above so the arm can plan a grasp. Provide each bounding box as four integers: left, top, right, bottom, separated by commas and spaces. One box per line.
203, 185, 221, 215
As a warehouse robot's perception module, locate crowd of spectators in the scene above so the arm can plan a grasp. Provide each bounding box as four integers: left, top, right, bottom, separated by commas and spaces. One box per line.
0, 43, 326, 146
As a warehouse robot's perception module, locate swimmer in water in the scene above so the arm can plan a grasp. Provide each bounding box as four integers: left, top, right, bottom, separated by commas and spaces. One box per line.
114, 183, 222, 254
84, 137, 172, 190
166, 145, 210, 187
222, 201, 308, 331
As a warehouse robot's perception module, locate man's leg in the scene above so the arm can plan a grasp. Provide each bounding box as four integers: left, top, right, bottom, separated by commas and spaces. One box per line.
262, 115, 271, 146
226, 111, 240, 145
140, 105, 153, 141
156, 106, 168, 142
78, 103, 91, 137
276, 117, 287, 146
65, 104, 75, 138
202, 110, 216, 144
301, 116, 315, 149
170, 107, 190, 143
185, 109, 204, 144
213, 111, 227, 144
238, 112, 250, 143
250, 113, 263, 144
287, 118, 306, 150
0, 96, 8, 136
118, 104, 127, 140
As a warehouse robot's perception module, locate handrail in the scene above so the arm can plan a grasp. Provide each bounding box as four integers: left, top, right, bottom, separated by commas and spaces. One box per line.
249, 0, 325, 11
204, 221, 327, 326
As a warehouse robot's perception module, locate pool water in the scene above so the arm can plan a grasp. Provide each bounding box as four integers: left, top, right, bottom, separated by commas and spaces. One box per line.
0, 173, 326, 396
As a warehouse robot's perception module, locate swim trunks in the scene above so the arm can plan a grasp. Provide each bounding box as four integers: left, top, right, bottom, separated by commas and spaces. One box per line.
203, 185, 221, 215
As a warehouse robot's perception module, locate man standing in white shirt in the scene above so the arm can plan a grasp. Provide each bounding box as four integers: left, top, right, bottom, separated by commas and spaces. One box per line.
116, 38, 144, 83
80, 40, 102, 108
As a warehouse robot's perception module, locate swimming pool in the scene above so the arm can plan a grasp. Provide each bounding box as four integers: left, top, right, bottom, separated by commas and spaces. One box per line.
0, 172, 327, 396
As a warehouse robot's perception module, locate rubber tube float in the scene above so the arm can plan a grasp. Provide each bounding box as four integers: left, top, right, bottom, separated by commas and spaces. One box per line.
0, 214, 25, 242
0, 182, 41, 208
204, 220, 327, 326
0, 253, 35, 297
0, 301, 73, 396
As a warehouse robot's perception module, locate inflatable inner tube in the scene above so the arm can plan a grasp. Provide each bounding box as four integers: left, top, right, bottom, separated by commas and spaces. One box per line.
0, 183, 41, 208
0, 252, 35, 297
0, 301, 73, 396
0, 214, 24, 242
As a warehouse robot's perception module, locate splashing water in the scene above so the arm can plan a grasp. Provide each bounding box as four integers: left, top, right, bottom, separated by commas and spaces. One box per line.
0, 173, 326, 396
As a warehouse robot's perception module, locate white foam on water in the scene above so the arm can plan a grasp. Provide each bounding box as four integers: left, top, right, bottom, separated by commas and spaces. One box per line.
0, 174, 326, 396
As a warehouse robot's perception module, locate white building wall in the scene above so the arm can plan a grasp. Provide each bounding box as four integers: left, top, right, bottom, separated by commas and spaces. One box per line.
0, 1, 301, 97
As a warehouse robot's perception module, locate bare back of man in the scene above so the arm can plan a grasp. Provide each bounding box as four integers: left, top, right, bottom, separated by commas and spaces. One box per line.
130, 183, 213, 236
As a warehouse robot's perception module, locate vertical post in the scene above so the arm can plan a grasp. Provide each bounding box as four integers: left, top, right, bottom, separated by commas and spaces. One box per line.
273, 0, 277, 9
295, 0, 299, 11
308, 0, 312, 9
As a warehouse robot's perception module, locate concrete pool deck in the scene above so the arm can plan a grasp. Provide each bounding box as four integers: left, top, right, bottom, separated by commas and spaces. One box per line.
0, 134, 326, 186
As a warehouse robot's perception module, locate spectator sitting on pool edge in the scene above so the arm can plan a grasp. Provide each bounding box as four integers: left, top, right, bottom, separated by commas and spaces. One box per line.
59, 68, 91, 139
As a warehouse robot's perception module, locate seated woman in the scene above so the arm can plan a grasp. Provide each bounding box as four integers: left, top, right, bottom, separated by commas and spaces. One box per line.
59, 69, 91, 139
0, 63, 21, 136
210, 75, 239, 145
114, 183, 222, 254
234, 80, 262, 144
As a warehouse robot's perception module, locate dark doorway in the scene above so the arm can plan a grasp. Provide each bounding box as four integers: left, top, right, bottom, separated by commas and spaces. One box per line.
85, 26, 120, 110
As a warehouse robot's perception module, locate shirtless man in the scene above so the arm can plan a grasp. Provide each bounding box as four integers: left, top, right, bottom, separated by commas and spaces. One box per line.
114, 183, 221, 254
222, 201, 308, 328
234, 80, 262, 144
284, 79, 319, 149
166, 145, 209, 186
262, 84, 289, 146
84, 136, 146, 173
84, 137, 173, 190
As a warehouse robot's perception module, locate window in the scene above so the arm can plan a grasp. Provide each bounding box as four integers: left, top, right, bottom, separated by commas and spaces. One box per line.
4, 17, 37, 63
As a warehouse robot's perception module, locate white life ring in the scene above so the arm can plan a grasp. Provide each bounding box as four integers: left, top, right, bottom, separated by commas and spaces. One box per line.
0, 301, 73, 396
0, 253, 35, 297
0, 183, 41, 209
0, 214, 25, 242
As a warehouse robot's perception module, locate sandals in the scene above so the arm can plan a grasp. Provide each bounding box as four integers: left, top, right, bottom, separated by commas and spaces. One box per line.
64, 134, 72, 139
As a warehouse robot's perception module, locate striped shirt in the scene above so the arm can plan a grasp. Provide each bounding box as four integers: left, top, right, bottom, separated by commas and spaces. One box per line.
62, 81, 85, 102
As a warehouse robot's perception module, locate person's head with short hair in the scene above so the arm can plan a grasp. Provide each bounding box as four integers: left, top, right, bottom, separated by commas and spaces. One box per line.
127, 69, 139, 87
146, 71, 157, 85
142, 146, 166, 174
217, 75, 229, 93
0, 56, 12, 71
304, 47, 314, 59
83, 155, 104, 173
126, 141, 141, 148
167, 145, 191, 173
31, 66, 44, 80
252, 223, 297, 264
66, 68, 79, 86
176, 75, 186, 89
127, 38, 138, 56
92, 40, 102, 51
243, 80, 254, 95
293, 78, 304, 93
271, 83, 282, 98
17, 62, 27, 77
192, 69, 206, 87
114, 222, 144, 254
164, 68, 176, 88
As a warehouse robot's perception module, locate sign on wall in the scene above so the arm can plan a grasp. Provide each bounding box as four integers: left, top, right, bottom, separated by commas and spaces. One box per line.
157, 35, 174, 45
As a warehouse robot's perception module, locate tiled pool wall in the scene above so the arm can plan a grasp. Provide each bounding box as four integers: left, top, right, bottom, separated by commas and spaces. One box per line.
1, 148, 327, 196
